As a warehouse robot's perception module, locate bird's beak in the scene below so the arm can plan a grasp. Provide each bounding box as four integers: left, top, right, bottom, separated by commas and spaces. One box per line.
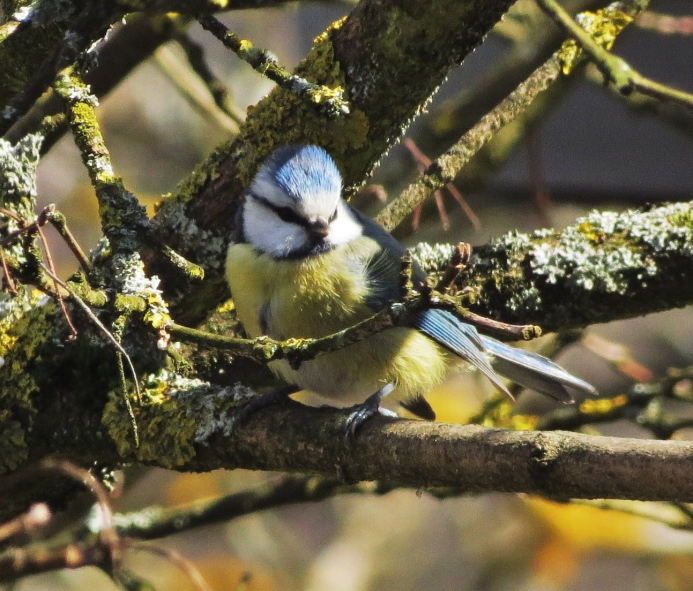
307, 218, 330, 241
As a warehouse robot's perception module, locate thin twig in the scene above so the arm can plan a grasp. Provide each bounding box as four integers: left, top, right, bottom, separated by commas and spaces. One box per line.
404, 139, 481, 231
526, 128, 553, 225
113, 475, 395, 540
39, 459, 120, 566
123, 541, 213, 591
0, 204, 52, 247
37, 225, 78, 339
0, 249, 16, 293
40, 264, 142, 405
112, 313, 140, 447
536, 0, 693, 110
0, 538, 111, 581
168, 266, 539, 371
174, 31, 245, 124
569, 499, 693, 530
0, 459, 122, 582
636, 12, 693, 35
457, 309, 542, 340
153, 43, 239, 134
47, 209, 91, 272
533, 367, 693, 436
376, 57, 563, 232
0, 206, 21, 222
446, 183, 481, 232
168, 306, 400, 370
0, 504, 51, 543
435, 242, 472, 295
139, 230, 205, 281
582, 332, 654, 382
197, 15, 349, 117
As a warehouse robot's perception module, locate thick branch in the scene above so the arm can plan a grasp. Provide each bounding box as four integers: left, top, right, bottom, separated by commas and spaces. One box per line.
9, 386, 693, 506
454, 201, 693, 330
163, 401, 693, 503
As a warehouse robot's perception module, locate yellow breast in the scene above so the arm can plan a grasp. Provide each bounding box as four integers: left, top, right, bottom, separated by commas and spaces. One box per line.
225, 238, 452, 404
226, 237, 377, 338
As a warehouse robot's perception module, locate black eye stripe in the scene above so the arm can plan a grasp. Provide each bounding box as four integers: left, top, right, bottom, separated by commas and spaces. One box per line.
250, 192, 337, 229
251, 193, 309, 227
274, 205, 305, 225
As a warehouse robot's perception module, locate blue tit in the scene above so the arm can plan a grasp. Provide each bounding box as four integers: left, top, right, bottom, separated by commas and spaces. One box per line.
226, 145, 596, 434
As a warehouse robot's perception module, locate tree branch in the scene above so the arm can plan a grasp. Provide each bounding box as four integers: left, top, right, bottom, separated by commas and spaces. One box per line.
110, 475, 396, 541
129, 399, 693, 503
375, 57, 563, 232
537, 0, 693, 110
454, 201, 693, 330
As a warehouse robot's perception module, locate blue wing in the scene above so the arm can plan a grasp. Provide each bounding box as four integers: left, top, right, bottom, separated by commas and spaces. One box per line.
348, 205, 596, 402
410, 309, 512, 398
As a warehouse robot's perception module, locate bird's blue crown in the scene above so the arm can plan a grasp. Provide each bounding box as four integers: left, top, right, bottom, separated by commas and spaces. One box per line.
263, 145, 342, 205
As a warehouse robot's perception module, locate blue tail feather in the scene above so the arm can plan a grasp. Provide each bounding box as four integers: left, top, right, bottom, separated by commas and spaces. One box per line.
479, 335, 597, 402
410, 309, 596, 402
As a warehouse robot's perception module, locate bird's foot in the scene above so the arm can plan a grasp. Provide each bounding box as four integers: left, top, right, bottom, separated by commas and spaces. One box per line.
344, 383, 395, 441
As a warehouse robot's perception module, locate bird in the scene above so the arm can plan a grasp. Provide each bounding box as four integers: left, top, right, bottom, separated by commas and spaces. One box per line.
226, 145, 596, 435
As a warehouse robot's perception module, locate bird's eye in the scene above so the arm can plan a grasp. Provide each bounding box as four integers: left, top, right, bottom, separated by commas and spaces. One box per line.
273, 206, 304, 225
250, 193, 321, 228
328, 209, 338, 223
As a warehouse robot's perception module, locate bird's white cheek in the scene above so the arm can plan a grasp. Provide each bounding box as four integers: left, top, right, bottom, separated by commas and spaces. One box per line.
244, 201, 307, 257
326, 212, 361, 247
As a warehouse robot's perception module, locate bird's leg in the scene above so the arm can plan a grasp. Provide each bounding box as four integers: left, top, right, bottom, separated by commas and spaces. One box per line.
232, 384, 300, 429
344, 383, 396, 440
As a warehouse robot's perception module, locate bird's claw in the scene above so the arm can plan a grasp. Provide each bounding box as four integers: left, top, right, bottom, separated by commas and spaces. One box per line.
344, 383, 395, 441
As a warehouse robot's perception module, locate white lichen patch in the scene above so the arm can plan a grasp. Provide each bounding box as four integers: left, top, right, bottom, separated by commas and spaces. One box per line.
111, 253, 169, 325
170, 380, 257, 445
112, 253, 160, 299
410, 242, 456, 274
528, 204, 693, 295
421, 202, 693, 318
154, 200, 228, 272
0, 134, 42, 213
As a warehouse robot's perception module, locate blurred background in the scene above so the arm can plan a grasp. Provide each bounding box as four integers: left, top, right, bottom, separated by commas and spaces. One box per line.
17, 0, 693, 589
